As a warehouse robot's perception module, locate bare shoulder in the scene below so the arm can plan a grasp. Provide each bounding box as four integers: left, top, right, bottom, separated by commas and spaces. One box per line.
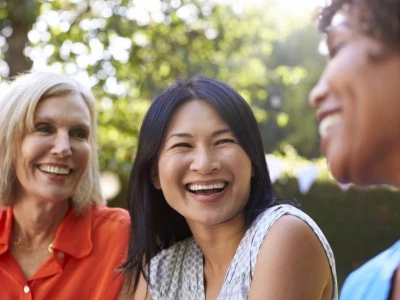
259, 215, 327, 266
249, 215, 334, 300
266, 214, 321, 245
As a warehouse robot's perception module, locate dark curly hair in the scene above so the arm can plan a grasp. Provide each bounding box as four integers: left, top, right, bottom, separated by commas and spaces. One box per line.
319, 0, 400, 49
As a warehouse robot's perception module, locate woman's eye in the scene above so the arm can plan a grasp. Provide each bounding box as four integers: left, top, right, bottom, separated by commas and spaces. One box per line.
171, 142, 192, 148
35, 123, 53, 133
328, 41, 345, 58
70, 129, 89, 139
216, 138, 236, 145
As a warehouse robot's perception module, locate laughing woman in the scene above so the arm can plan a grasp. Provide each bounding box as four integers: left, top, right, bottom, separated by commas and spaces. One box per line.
309, 0, 400, 299
0, 72, 130, 299
120, 76, 338, 299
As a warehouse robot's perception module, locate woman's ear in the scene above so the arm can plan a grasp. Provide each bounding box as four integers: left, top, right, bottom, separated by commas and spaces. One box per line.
151, 165, 161, 190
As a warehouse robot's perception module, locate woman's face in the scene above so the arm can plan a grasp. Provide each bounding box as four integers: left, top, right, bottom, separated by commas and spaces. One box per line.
14, 93, 91, 204
309, 15, 400, 187
153, 100, 252, 228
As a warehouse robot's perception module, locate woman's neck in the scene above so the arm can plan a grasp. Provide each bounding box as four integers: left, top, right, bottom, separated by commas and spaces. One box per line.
190, 217, 246, 300
190, 214, 246, 273
12, 198, 70, 245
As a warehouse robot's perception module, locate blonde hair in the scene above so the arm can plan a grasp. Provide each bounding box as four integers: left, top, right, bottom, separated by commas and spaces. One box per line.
0, 71, 104, 212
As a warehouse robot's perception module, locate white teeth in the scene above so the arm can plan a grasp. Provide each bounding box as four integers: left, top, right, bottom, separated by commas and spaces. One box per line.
39, 165, 70, 175
319, 113, 341, 138
188, 182, 225, 191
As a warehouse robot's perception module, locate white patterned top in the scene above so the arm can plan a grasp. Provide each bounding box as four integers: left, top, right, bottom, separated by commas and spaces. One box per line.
148, 204, 338, 300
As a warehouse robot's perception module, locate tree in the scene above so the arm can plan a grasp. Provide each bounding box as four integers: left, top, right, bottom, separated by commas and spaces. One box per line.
260, 24, 326, 158
0, 0, 37, 77
0, 0, 325, 206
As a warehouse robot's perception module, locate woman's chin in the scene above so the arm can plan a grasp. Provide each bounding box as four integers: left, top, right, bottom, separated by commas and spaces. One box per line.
329, 162, 382, 188
39, 193, 71, 205
326, 155, 351, 186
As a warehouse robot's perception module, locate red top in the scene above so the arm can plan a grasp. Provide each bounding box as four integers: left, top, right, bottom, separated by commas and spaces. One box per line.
0, 204, 130, 299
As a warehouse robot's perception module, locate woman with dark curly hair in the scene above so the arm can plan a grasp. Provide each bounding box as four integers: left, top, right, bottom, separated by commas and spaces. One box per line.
309, 0, 400, 299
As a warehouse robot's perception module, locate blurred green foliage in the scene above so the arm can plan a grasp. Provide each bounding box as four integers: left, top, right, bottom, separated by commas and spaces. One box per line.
0, 0, 326, 193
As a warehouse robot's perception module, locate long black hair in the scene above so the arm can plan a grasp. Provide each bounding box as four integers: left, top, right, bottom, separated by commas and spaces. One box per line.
121, 75, 278, 291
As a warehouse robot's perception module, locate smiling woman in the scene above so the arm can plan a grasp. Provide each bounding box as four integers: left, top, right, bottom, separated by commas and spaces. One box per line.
119, 75, 338, 300
0, 72, 130, 298
310, 0, 400, 187
15, 94, 91, 207
152, 100, 253, 227
309, 0, 400, 299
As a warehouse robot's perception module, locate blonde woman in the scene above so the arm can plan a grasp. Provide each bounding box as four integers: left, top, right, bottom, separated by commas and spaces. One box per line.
0, 72, 130, 299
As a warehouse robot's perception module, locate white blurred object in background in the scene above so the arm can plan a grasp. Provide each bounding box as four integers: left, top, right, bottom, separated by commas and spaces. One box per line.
100, 171, 121, 201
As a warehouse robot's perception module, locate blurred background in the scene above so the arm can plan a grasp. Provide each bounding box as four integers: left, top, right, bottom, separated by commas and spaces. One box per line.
1, 0, 399, 288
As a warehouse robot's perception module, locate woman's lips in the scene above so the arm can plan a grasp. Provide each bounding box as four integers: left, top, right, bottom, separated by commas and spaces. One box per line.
319, 113, 341, 139
186, 182, 228, 203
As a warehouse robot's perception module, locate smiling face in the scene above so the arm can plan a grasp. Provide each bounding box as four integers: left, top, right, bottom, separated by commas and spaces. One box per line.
152, 100, 253, 228
309, 14, 400, 187
14, 93, 91, 204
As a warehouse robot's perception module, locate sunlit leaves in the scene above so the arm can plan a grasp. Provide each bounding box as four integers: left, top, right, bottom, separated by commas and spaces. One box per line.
0, 0, 326, 190
276, 112, 289, 127
274, 65, 308, 85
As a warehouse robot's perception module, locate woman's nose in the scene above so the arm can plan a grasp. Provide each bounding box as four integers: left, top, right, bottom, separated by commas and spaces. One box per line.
189, 149, 221, 175
309, 76, 329, 108
51, 132, 72, 158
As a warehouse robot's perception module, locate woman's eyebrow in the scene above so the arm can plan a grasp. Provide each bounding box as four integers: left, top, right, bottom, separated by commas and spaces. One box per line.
165, 128, 232, 141
212, 128, 232, 137
165, 132, 192, 141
